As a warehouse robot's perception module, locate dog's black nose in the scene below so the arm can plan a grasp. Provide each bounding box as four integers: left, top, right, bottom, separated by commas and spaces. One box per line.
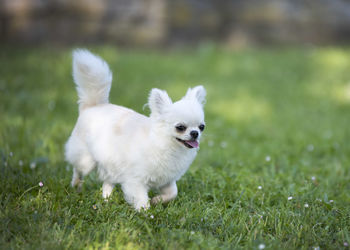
190, 130, 199, 139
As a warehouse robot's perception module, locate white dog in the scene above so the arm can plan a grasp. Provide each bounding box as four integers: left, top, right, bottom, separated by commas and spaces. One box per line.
65, 49, 206, 210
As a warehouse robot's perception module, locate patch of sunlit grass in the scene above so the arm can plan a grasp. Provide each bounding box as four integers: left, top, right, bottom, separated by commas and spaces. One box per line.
208, 90, 271, 123
313, 48, 350, 71
331, 83, 350, 104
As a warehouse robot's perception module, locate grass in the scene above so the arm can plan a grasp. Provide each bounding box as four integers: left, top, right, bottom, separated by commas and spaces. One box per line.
1, 45, 350, 249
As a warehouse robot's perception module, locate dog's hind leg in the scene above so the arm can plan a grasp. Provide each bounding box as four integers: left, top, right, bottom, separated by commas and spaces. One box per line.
71, 168, 83, 191
70, 153, 96, 191
66, 135, 96, 191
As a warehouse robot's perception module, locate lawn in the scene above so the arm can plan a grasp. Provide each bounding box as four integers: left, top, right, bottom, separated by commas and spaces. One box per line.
1, 45, 350, 249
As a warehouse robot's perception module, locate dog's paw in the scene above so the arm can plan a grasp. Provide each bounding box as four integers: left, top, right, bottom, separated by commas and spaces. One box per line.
102, 182, 114, 198
134, 201, 150, 212
151, 195, 163, 205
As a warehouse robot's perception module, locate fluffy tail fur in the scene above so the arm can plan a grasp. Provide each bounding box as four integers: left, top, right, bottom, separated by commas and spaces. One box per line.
72, 49, 112, 112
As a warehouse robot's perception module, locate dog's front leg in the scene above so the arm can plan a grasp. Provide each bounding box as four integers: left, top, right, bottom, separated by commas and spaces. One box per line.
151, 181, 178, 205
122, 182, 149, 211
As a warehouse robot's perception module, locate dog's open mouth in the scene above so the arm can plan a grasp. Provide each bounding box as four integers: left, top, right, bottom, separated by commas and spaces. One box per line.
176, 138, 199, 148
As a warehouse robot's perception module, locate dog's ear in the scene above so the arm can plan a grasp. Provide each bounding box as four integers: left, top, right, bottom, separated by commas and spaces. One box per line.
184, 85, 206, 106
148, 88, 172, 117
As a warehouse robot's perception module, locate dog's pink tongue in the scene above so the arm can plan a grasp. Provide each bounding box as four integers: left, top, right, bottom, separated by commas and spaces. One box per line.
186, 140, 199, 148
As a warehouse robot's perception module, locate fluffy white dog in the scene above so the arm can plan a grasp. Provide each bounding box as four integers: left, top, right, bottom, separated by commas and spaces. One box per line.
65, 49, 206, 210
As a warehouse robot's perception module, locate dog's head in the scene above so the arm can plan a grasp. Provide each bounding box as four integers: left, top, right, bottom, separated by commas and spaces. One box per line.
148, 86, 206, 149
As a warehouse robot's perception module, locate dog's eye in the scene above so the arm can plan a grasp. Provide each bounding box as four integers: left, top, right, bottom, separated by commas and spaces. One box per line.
199, 124, 205, 131
176, 124, 187, 132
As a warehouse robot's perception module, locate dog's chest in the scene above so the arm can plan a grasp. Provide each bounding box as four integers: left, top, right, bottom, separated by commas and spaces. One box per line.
146, 149, 196, 188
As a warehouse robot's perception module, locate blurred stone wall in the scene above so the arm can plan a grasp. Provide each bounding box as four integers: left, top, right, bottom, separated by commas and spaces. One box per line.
0, 0, 167, 45
1, 0, 350, 46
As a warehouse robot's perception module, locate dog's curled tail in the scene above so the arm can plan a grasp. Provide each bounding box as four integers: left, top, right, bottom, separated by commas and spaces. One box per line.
72, 49, 112, 112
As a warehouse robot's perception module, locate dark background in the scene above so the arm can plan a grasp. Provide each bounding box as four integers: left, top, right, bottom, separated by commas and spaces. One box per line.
2, 0, 350, 47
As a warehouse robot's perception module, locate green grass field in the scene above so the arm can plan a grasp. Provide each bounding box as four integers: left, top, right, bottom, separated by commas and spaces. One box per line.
1, 45, 350, 249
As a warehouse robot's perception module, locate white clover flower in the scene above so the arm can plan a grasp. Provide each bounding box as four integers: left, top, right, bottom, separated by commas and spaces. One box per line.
304, 203, 309, 208
311, 176, 316, 181
329, 200, 334, 203
265, 156, 271, 162
307, 144, 314, 152
258, 186, 262, 190
288, 196, 293, 201
258, 244, 265, 249
38, 182, 44, 187
150, 215, 154, 219
30, 162, 36, 169
220, 141, 227, 148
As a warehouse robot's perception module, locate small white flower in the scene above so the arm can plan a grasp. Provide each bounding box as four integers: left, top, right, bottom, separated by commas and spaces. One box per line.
288, 196, 293, 201
258, 186, 262, 190
92, 204, 97, 210
344, 242, 348, 247
220, 141, 227, 148
307, 144, 314, 152
30, 162, 36, 169
311, 176, 316, 181
208, 140, 214, 147
9, 152, 13, 157
190, 231, 195, 235
329, 200, 334, 203
38, 182, 44, 187
201, 218, 204, 222
313, 247, 320, 250
150, 215, 154, 219
18, 160, 23, 166
265, 156, 271, 162
304, 203, 309, 208
258, 244, 265, 249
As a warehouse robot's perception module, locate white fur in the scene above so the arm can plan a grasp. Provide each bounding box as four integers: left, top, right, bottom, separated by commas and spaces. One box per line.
72, 49, 112, 111
65, 49, 206, 210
